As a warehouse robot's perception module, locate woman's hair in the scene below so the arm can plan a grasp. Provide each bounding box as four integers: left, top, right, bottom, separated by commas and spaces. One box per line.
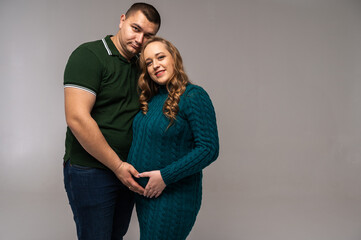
138, 37, 190, 128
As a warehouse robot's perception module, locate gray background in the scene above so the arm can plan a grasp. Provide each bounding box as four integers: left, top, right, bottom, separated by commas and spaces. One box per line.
1, 0, 361, 239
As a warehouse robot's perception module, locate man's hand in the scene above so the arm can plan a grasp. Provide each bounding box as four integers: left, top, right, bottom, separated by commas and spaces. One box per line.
114, 162, 145, 195
139, 170, 166, 198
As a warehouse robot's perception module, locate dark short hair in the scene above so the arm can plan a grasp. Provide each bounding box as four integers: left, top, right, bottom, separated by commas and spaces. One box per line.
126, 3, 161, 30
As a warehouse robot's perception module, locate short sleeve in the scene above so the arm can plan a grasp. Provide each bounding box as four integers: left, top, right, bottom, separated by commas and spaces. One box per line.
64, 46, 103, 95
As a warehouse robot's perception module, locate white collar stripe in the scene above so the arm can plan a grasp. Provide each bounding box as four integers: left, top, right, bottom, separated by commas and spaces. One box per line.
102, 38, 112, 56
64, 84, 96, 96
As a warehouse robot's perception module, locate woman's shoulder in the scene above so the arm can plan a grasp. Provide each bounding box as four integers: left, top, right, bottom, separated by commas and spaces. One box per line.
184, 83, 209, 97
180, 84, 214, 110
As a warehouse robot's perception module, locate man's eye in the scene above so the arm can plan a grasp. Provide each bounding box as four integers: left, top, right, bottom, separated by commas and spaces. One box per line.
133, 26, 139, 32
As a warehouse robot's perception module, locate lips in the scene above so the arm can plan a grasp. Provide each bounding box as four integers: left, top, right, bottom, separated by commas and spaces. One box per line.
155, 70, 165, 77
130, 43, 140, 50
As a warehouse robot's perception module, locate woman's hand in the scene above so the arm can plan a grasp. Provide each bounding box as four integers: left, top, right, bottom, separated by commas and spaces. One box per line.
139, 170, 166, 198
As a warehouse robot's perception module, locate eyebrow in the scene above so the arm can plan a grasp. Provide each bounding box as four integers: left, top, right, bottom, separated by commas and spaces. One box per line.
132, 23, 156, 36
132, 23, 142, 31
145, 52, 165, 61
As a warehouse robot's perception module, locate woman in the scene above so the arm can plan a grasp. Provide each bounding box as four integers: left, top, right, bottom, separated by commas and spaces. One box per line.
127, 37, 219, 240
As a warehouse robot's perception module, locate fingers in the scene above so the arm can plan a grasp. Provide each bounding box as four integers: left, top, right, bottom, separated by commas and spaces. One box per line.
127, 179, 145, 195
140, 170, 166, 198
143, 186, 161, 198
155, 191, 162, 198
144, 184, 153, 198
143, 182, 164, 198
114, 163, 144, 194
146, 189, 156, 198
129, 167, 140, 178
138, 171, 150, 178
143, 186, 151, 197
150, 190, 158, 198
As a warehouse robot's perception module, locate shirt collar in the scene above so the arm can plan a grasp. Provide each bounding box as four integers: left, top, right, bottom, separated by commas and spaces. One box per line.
102, 35, 139, 63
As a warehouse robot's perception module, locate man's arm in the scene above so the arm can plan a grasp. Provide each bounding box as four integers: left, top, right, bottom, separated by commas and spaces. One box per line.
64, 87, 144, 194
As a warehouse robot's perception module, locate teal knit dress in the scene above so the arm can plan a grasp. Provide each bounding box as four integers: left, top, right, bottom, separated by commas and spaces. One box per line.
127, 84, 219, 240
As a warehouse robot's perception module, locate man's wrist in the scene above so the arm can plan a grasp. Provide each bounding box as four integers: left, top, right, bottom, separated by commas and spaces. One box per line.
112, 160, 124, 173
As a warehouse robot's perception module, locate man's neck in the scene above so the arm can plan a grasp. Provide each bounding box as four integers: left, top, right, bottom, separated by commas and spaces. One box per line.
110, 35, 132, 61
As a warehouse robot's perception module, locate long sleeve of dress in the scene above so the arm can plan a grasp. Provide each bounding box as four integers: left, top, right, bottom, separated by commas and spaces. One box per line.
160, 86, 219, 185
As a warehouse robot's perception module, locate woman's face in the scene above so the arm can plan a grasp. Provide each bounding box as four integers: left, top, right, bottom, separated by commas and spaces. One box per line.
144, 41, 175, 85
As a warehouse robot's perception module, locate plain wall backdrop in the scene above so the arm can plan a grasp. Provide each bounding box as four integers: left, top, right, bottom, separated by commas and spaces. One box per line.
1, 0, 361, 239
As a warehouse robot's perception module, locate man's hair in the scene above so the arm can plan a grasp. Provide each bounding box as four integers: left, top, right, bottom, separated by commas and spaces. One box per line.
126, 3, 161, 30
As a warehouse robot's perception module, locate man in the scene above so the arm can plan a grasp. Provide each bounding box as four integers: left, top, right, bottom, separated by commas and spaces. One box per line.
63, 3, 160, 239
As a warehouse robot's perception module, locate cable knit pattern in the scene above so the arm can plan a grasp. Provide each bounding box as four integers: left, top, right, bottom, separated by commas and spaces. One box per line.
127, 84, 219, 240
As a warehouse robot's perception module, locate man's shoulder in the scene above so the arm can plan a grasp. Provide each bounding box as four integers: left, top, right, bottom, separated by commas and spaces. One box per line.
76, 38, 104, 52
68, 37, 112, 63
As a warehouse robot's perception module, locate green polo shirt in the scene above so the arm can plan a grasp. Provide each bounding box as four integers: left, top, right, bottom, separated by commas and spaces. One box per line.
63, 35, 140, 169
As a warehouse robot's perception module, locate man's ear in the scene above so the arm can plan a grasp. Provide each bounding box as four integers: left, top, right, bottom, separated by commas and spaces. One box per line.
119, 14, 126, 29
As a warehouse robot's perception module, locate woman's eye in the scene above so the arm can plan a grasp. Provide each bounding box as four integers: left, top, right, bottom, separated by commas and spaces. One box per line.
146, 61, 152, 66
158, 56, 165, 60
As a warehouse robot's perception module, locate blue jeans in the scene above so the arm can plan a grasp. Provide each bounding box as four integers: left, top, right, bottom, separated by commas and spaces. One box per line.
63, 160, 134, 240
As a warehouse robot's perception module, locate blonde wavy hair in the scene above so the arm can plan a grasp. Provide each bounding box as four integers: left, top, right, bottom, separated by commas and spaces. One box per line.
138, 37, 190, 128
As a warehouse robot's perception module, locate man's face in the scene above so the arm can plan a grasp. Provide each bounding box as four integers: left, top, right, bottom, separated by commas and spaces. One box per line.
117, 10, 159, 59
